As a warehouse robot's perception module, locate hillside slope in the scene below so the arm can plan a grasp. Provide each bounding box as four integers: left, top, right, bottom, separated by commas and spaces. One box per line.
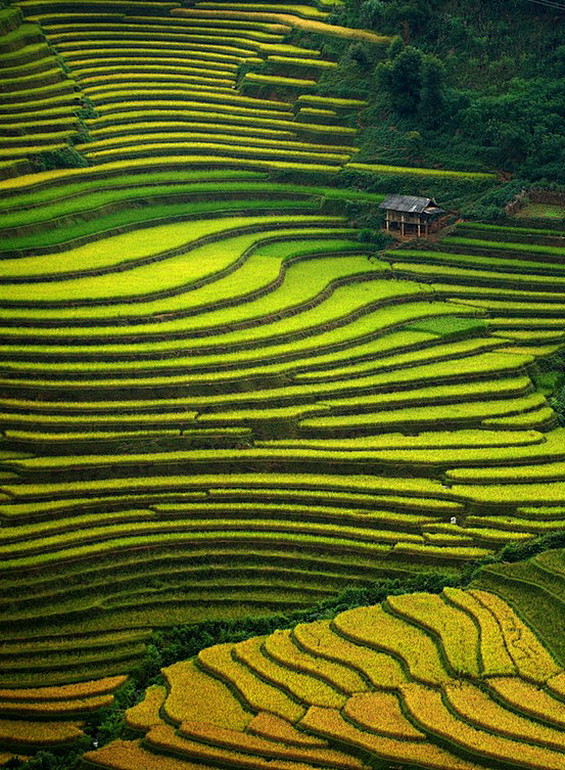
85, 548, 565, 770
0, 0, 564, 765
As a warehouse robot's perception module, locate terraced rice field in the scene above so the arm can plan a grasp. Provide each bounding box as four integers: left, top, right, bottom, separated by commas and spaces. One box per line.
0, 4, 82, 175
84, 550, 565, 770
18, 0, 385, 172
1, 0, 564, 761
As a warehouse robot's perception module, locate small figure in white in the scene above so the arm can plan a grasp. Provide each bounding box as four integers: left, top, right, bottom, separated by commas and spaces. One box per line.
450, 516, 457, 525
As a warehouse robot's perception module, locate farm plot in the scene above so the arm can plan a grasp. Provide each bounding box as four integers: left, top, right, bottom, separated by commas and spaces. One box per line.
0, 6, 81, 164
17, 0, 364, 173
1, 0, 565, 757
84, 550, 565, 770
0, 210, 565, 716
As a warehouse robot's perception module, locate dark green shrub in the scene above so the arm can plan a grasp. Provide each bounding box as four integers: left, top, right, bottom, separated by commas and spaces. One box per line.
30, 146, 89, 172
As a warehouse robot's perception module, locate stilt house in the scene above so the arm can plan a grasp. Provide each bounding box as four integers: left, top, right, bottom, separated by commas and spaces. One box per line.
379, 194, 445, 237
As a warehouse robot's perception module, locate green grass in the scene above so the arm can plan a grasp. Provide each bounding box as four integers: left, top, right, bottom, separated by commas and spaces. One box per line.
0, 320, 506, 381
444, 236, 565, 256
0, 529, 399, 573
446, 459, 565, 484
385, 247, 565, 275
84, 89, 290, 114
0, 230, 355, 313
0, 278, 422, 345
243, 72, 316, 87
300, 393, 546, 432
0, 169, 265, 209
48, 22, 285, 43
463, 515, 565, 535
195, 2, 328, 18
0, 41, 50, 65
0, 117, 79, 133
455, 222, 565, 238
83, 142, 351, 165
297, 94, 366, 107
391, 260, 565, 290
88, 121, 295, 140
67, 51, 242, 65
1, 67, 65, 90
76, 62, 238, 77
516, 203, 565, 219
0, 201, 325, 256
471, 558, 565, 665
0, 470, 451, 501
78, 133, 353, 155
0, 132, 73, 148
0, 256, 380, 343
0, 177, 378, 218
267, 55, 336, 69
260, 429, 545, 451
88, 105, 356, 135
0, 22, 43, 49
403, 316, 486, 337
0, 180, 325, 229
347, 162, 495, 178
0, 1, 563, 713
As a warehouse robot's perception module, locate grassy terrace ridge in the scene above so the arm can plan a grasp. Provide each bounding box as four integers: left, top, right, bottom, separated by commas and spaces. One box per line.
346, 161, 496, 178
172, 6, 389, 42
0, 180, 366, 230
77, 134, 356, 155
0, 169, 268, 207
0, 333, 522, 378
443, 235, 565, 257
0, 10, 80, 158
385, 247, 565, 276
0, 209, 344, 259
0, 232, 358, 299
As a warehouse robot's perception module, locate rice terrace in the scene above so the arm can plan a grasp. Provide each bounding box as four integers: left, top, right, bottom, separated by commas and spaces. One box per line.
0, 0, 564, 767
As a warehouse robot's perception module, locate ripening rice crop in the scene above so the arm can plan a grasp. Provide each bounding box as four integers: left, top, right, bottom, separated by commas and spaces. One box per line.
546, 672, 565, 700
332, 605, 450, 684
385, 592, 481, 677
174, 719, 365, 768
162, 660, 253, 730
486, 676, 565, 729
299, 706, 480, 770
468, 589, 561, 682
84, 567, 565, 770
400, 683, 565, 770
233, 635, 347, 708
441, 588, 517, 676
0, 718, 85, 748
143, 721, 340, 770
2, 0, 565, 762
262, 628, 362, 694
197, 643, 305, 722
0, 676, 127, 701
124, 685, 166, 731
291, 619, 407, 689
442, 681, 565, 751
83, 739, 196, 770
246, 711, 328, 747
341, 691, 425, 739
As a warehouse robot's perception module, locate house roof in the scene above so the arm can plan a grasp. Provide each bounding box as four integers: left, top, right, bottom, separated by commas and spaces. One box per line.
379, 194, 443, 214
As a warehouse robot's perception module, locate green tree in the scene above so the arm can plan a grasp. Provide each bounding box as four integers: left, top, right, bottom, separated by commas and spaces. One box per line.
418, 53, 446, 127
376, 44, 424, 115
381, 0, 431, 41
